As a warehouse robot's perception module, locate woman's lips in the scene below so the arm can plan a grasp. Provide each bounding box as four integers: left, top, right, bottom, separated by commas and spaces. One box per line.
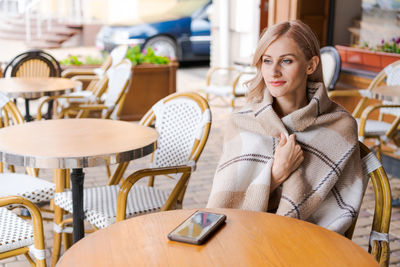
269, 81, 286, 87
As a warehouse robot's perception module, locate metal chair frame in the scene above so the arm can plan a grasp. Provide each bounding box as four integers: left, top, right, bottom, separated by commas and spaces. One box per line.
344, 141, 391, 266
329, 60, 400, 160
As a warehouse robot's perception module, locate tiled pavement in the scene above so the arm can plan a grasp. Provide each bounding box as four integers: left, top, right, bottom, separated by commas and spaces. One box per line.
2, 64, 400, 266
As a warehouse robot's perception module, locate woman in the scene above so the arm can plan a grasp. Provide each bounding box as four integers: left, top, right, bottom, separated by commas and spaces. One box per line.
206, 20, 366, 234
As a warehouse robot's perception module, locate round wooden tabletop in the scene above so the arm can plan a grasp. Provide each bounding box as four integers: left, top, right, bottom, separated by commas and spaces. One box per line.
57, 208, 378, 267
0, 77, 82, 99
371, 85, 400, 103
0, 119, 158, 169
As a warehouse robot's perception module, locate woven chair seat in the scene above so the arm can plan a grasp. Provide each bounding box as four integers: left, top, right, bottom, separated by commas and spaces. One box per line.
356, 118, 392, 137
54, 185, 169, 229
0, 207, 34, 253
0, 173, 55, 203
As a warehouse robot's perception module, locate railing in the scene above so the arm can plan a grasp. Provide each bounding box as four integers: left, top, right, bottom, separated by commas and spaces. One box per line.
25, 0, 42, 42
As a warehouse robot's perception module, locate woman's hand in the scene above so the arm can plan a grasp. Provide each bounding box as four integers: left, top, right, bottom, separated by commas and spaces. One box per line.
271, 133, 304, 191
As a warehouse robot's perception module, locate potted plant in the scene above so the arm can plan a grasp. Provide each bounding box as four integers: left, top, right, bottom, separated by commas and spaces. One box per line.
118, 45, 178, 121
336, 37, 400, 72
60, 54, 104, 70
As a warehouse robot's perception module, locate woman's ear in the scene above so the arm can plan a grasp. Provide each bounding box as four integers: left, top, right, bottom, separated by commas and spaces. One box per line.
306, 56, 319, 75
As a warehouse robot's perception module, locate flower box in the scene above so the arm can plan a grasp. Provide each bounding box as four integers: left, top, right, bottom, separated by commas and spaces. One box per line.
117, 61, 178, 121
336, 45, 400, 72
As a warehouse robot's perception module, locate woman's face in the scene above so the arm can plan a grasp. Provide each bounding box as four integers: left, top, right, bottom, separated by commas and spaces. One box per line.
261, 36, 316, 100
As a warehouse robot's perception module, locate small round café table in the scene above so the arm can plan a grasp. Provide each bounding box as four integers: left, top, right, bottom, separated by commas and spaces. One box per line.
371, 85, 400, 103
57, 209, 378, 267
0, 77, 82, 121
0, 118, 158, 243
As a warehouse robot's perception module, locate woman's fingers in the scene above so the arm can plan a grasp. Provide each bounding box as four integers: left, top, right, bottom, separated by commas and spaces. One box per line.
279, 133, 287, 146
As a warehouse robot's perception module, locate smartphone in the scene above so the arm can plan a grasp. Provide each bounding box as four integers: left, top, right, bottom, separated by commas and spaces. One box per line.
168, 210, 226, 245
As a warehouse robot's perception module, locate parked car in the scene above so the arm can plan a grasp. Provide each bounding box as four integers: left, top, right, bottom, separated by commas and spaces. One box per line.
96, 0, 212, 62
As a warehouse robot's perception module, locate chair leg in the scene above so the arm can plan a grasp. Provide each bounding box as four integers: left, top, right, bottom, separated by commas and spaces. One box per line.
62, 232, 73, 251
51, 206, 63, 267
106, 164, 112, 179
51, 169, 67, 266
148, 175, 155, 187
376, 144, 382, 162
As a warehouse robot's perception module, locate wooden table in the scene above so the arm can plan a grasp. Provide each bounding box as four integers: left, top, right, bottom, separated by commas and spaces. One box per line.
0, 118, 158, 243
0, 77, 82, 121
371, 85, 400, 103
57, 209, 378, 267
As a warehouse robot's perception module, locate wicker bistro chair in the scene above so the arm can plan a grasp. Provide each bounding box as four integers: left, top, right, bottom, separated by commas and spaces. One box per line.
344, 142, 391, 266
320, 46, 341, 91
60, 45, 128, 99
51, 92, 211, 263
329, 60, 400, 160
37, 59, 132, 120
0, 196, 46, 267
0, 93, 55, 213
3, 49, 62, 121
203, 66, 256, 109
61, 45, 128, 79
3, 50, 61, 78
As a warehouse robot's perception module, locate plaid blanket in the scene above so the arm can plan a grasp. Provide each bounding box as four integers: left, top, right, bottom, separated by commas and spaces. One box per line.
207, 82, 367, 234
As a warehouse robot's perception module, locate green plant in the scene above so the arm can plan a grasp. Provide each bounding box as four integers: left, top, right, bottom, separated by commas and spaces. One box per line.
60, 55, 83, 66
84, 55, 104, 65
60, 54, 105, 66
356, 36, 400, 54
125, 45, 170, 66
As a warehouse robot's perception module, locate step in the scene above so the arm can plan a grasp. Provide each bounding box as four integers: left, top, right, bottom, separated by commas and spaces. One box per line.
0, 15, 82, 29
0, 23, 78, 37
26, 40, 61, 49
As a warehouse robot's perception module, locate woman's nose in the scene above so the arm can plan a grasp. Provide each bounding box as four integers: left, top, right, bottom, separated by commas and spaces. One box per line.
272, 63, 281, 77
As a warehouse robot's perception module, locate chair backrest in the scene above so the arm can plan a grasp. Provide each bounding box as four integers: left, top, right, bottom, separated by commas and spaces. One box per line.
140, 92, 211, 168
0, 93, 37, 176
0, 196, 46, 266
0, 92, 24, 127
102, 59, 132, 118
110, 45, 128, 67
93, 45, 128, 77
320, 46, 341, 91
381, 62, 400, 115
344, 141, 391, 266
3, 50, 61, 78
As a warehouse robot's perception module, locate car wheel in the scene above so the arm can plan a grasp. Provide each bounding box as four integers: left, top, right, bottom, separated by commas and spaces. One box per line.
144, 36, 177, 60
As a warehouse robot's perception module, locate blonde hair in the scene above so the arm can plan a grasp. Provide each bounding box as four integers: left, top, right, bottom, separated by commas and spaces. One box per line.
247, 20, 323, 103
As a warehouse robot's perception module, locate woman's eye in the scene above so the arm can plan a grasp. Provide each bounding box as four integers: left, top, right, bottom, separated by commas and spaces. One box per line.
282, 59, 293, 64
263, 58, 272, 64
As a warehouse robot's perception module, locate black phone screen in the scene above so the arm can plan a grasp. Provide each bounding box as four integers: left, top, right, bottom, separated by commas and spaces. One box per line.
168, 211, 226, 244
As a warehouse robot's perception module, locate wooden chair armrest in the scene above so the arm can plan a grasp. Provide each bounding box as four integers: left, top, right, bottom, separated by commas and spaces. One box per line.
359, 104, 400, 137
328, 89, 362, 98
37, 95, 86, 120
0, 196, 45, 255
116, 166, 192, 221
70, 75, 100, 83
61, 68, 97, 78
67, 104, 108, 111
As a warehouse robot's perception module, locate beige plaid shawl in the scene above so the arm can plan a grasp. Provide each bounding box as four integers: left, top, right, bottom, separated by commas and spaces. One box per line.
207, 82, 366, 234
